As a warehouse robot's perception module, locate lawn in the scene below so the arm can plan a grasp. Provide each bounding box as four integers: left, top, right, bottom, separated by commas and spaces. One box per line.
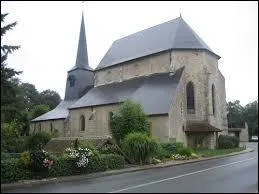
194, 147, 246, 157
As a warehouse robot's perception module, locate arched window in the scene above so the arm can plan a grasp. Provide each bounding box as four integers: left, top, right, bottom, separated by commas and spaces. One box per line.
80, 115, 85, 131
39, 123, 42, 132
50, 123, 53, 133
212, 84, 215, 115
186, 81, 195, 114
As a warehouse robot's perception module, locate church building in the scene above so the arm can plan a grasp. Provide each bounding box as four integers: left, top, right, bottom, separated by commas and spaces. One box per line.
30, 13, 229, 149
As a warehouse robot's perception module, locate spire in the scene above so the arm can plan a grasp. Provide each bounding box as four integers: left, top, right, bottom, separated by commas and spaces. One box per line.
70, 10, 93, 72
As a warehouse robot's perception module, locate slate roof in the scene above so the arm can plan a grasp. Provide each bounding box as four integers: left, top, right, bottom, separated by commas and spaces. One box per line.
31, 100, 77, 122
96, 17, 220, 71
69, 67, 184, 115
69, 13, 93, 72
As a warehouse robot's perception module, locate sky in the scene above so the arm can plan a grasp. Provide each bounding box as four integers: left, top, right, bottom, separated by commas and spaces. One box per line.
1, 1, 258, 106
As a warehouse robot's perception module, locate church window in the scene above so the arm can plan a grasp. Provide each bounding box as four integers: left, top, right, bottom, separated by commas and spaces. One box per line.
80, 115, 85, 131
186, 81, 195, 114
39, 123, 42, 132
50, 123, 53, 133
212, 84, 215, 115
68, 75, 76, 87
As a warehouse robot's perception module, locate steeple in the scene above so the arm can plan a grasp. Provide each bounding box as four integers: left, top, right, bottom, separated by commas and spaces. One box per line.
64, 10, 94, 100
69, 11, 93, 72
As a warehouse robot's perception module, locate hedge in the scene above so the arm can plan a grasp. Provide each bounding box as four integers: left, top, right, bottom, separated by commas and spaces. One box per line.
1, 154, 125, 183
101, 154, 125, 170
1, 158, 33, 183
218, 135, 239, 149
159, 142, 184, 158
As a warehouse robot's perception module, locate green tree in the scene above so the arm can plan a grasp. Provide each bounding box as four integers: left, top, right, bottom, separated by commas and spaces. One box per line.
39, 89, 61, 109
227, 100, 245, 128
243, 100, 258, 138
1, 13, 22, 122
20, 83, 40, 111
110, 100, 150, 145
29, 104, 50, 120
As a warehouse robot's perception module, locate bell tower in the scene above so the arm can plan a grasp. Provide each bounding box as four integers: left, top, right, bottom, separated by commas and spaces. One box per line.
64, 11, 94, 100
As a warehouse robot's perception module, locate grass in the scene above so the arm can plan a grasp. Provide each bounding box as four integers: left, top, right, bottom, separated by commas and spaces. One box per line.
194, 147, 246, 157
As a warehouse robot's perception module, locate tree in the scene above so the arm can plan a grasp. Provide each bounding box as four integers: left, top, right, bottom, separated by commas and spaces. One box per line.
20, 83, 40, 110
39, 89, 61, 110
1, 13, 22, 122
227, 100, 245, 128
29, 104, 50, 120
110, 100, 151, 145
243, 100, 258, 137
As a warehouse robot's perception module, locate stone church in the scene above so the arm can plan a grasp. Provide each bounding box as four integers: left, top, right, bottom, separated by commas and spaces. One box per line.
30, 13, 229, 149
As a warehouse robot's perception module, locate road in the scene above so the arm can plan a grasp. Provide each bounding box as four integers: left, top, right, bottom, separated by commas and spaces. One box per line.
3, 142, 258, 193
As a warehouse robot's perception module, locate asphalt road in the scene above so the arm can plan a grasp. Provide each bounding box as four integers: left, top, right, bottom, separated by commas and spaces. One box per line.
3, 142, 258, 193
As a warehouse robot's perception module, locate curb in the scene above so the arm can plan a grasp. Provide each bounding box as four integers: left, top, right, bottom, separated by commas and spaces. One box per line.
1, 148, 254, 191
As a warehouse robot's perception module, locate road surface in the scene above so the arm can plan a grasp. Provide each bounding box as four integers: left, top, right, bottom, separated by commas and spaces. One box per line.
3, 142, 258, 193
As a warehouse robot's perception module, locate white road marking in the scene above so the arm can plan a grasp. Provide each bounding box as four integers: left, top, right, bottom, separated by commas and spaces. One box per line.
108, 157, 256, 193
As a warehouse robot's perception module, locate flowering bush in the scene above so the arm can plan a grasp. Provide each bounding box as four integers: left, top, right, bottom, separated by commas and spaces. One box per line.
171, 154, 188, 160
30, 149, 54, 172
65, 147, 93, 168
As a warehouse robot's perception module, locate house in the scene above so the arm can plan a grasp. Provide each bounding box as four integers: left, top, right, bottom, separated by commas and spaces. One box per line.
30, 12, 229, 149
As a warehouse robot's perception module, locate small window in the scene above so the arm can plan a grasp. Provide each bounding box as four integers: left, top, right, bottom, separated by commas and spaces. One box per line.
68, 75, 76, 87
39, 123, 41, 132
50, 123, 53, 133
212, 84, 215, 115
186, 81, 195, 114
80, 115, 85, 131
109, 111, 114, 120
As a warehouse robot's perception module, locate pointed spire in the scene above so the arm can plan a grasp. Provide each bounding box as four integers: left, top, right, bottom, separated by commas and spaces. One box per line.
71, 9, 93, 72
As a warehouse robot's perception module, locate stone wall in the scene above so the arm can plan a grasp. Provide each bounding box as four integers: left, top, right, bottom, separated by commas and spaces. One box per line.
240, 123, 249, 142
69, 104, 169, 142
68, 104, 118, 138
30, 119, 65, 136
94, 51, 171, 86
148, 115, 169, 142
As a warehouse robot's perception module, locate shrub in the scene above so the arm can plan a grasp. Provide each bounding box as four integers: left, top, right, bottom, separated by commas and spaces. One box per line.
101, 154, 125, 169
160, 142, 184, 157
177, 147, 192, 157
79, 140, 100, 156
20, 151, 32, 168
65, 147, 93, 168
26, 132, 52, 151
110, 100, 151, 145
48, 157, 74, 177
171, 154, 187, 160
1, 158, 33, 183
122, 132, 159, 165
30, 149, 54, 178
218, 135, 239, 149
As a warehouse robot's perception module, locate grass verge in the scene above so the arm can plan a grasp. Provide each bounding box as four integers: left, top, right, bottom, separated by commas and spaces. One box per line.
194, 147, 246, 157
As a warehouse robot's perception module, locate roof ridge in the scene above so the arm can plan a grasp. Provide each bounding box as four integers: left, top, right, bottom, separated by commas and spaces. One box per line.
113, 17, 179, 43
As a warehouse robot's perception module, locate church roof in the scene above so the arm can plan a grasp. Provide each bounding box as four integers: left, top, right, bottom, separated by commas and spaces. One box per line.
69, 13, 93, 72
69, 67, 184, 115
31, 100, 77, 122
96, 17, 219, 71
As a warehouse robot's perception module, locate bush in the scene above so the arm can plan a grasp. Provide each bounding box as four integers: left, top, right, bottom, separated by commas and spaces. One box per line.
110, 100, 151, 145
218, 135, 239, 149
122, 132, 159, 165
48, 157, 74, 177
101, 154, 125, 169
159, 142, 184, 158
26, 132, 52, 151
1, 158, 33, 183
79, 140, 100, 156
177, 147, 192, 157
30, 149, 54, 178
20, 151, 32, 168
